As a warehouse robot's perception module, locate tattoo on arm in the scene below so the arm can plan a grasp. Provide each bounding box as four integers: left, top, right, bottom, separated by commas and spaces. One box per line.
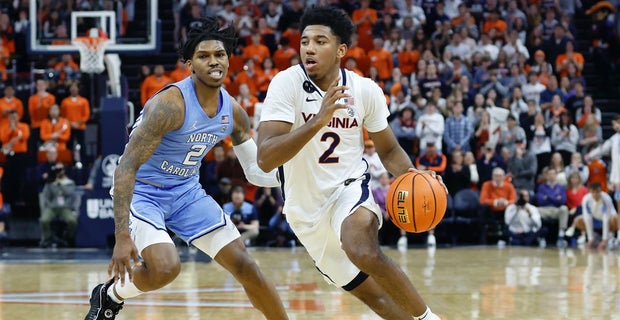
113, 91, 183, 234
230, 100, 252, 146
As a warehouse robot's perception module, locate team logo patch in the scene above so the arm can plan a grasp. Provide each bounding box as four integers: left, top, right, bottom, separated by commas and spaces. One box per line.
347, 107, 355, 117
221, 126, 227, 132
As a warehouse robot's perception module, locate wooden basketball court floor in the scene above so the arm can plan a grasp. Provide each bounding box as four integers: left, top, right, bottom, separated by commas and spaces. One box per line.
0, 246, 619, 320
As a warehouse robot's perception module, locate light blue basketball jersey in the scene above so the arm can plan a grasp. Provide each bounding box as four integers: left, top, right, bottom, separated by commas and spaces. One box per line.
134, 77, 234, 188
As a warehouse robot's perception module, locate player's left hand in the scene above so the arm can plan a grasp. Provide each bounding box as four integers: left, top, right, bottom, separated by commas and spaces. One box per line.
408, 167, 448, 194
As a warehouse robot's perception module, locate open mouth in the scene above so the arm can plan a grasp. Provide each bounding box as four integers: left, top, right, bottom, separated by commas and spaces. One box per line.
208, 69, 224, 80
305, 58, 317, 70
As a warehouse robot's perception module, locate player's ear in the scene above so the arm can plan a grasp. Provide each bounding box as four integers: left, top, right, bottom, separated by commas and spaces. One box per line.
337, 43, 347, 59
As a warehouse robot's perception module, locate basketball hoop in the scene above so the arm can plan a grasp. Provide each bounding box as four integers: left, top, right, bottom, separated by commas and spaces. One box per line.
72, 35, 111, 74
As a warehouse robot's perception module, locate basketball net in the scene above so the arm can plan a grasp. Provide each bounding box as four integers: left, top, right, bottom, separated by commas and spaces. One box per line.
72, 29, 111, 74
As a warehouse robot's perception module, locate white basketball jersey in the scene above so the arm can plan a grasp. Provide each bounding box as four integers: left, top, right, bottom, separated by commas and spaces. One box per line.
260, 66, 389, 221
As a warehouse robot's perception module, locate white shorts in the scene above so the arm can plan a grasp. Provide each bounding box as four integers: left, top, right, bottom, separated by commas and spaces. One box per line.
286, 175, 382, 289
130, 212, 240, 258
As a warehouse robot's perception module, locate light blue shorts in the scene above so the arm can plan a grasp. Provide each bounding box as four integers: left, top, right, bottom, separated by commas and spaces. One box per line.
131, 181, 227, 243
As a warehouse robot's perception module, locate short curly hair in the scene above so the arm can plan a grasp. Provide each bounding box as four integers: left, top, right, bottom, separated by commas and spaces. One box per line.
300, 6, 355, 47
178, 16, 238, 62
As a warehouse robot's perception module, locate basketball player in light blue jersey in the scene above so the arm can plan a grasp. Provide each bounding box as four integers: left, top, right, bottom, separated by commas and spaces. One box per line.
258, 7, 444, 320
84, 18, 288, 320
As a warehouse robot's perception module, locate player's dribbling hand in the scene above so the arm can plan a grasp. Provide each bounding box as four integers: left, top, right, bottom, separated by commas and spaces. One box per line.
315, 77, 350, 127
108, 232, 141, 286
408, 167, 449, 194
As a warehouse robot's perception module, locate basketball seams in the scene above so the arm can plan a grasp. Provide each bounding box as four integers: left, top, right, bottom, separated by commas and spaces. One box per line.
419, 173, 438, 231
410, 173, 418, 232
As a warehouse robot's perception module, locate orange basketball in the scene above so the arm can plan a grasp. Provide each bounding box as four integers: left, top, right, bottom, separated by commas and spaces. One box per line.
386, 171, 447, 233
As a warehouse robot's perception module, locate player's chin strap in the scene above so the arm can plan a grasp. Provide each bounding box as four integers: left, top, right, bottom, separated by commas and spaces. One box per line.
233, 138, 280, 187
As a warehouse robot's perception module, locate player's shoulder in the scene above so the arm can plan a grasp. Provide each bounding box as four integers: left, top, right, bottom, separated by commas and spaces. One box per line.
272, 64, 305, 83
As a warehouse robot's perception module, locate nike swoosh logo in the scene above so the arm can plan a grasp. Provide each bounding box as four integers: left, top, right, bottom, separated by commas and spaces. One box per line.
306, 97, 317, 102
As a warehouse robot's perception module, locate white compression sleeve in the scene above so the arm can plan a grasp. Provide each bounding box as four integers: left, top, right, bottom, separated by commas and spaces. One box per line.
233, 138, 280, 187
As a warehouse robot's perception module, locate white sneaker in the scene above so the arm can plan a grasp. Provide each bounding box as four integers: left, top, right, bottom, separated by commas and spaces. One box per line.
577, 234, 586, 245
397, 236, 408, 251
565, 226, 575, 237
427, 234, 436, 247
497, 240, 506, 248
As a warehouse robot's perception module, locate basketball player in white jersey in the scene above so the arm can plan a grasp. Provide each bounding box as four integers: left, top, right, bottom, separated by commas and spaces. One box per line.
258, 6, 444, 320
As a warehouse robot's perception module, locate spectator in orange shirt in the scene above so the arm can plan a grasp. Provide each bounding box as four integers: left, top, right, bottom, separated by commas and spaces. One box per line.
483, 10, 508, 39
480, 167, 517, 214
53, 54, 80, 84
0, 110, 30, 205
0, 37, 9, 81
169, 59, 191, 82
272, 37, 297, 71
40, 104, 71, 151
60, 83, 90, 159
342, 34, 369, 75
237, 83, 258, 128
555, 40, 584, 78
257, 57, 278, 100
416, 140, 448, 174
398, 38, 420, 78
140, 64, 172, 106
367, 37, 393, 82
0, 86, 24, 129
344, 57, 364, 76
243, 33, 271, 65
233, 58, 261, 98
28, 79, 56, 154
352, 0, 378, 52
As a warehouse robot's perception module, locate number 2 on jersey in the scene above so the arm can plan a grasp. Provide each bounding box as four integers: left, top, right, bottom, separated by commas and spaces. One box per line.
183, 145, 207, 165
319, 132, 340, 163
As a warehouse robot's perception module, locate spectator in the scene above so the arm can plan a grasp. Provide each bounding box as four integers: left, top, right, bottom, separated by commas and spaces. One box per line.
390, 107, 416, 159
577, 113, 603, 156
571, 183, 618, 250
363, 139, 387, 188
535, 167, 570, 246
544, 94, 567, 126
445, 150, 479, 216
551, 111, 579, 165
40, 104, 71, 152
256, 187, 291, 247
398, 38, 421, 79
575, 95, 602, 128
539, 76, 564, 108
555, 40, 584, 78
272, 37, 298, 72
502, 65, 527, 94
52, 54, 80, 85
479, 167, 517, 243
467, 93, 487, 128
39, 163, 78, 248
60, 83, 90, 160
216, 147, 247, 191
542, 24, 569, 66
464, 151, 480, 188
367, 37, 393, 82
499, 114, 526, 154
232, 58, 261, 98
0, 110, 30, 205
223, 185, 260, 246
476, 141, 505, 187
443, 100, 473, 154
242, 33, 270, 65
565, 171, 588, 220
28, 79, 56, 154
505, 189, 545, 247
257, 57, 278, 101
416, 140, 447, 174
212, 177, 233, 207
480, 68, 510, 100
519, 99, 537, 137
416, 102, 445, 154
169, 59, 191, 82
507, 139, 537, 192
565, 80, 585, 114
565, 152, 589, 186
140, 64, 172, 106
236, 83, 258, 127
0, 86, 24, 129
521, 72, 546, 109
547, 152, 568, 186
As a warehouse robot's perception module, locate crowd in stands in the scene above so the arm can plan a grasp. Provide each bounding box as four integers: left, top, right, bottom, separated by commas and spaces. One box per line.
2, 0, 620, 249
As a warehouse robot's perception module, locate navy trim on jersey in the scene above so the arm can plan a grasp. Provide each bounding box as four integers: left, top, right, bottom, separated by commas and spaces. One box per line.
349, 173, 371, 212
278, 165, 285, 201
342, 271, 369, 291
315, 265, 336, 284
298, 65, 347, 98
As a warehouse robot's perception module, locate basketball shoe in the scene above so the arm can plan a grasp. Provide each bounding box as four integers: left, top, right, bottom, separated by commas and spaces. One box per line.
84, 279, 124, 320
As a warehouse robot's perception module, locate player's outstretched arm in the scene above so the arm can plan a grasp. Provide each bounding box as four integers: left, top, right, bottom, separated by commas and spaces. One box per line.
230, 100, 279, 187
368, 127, 414, 177
110, 88, 184, 284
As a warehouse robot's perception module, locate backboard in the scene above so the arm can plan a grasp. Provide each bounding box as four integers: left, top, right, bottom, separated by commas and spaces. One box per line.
28, 0, 160, 54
